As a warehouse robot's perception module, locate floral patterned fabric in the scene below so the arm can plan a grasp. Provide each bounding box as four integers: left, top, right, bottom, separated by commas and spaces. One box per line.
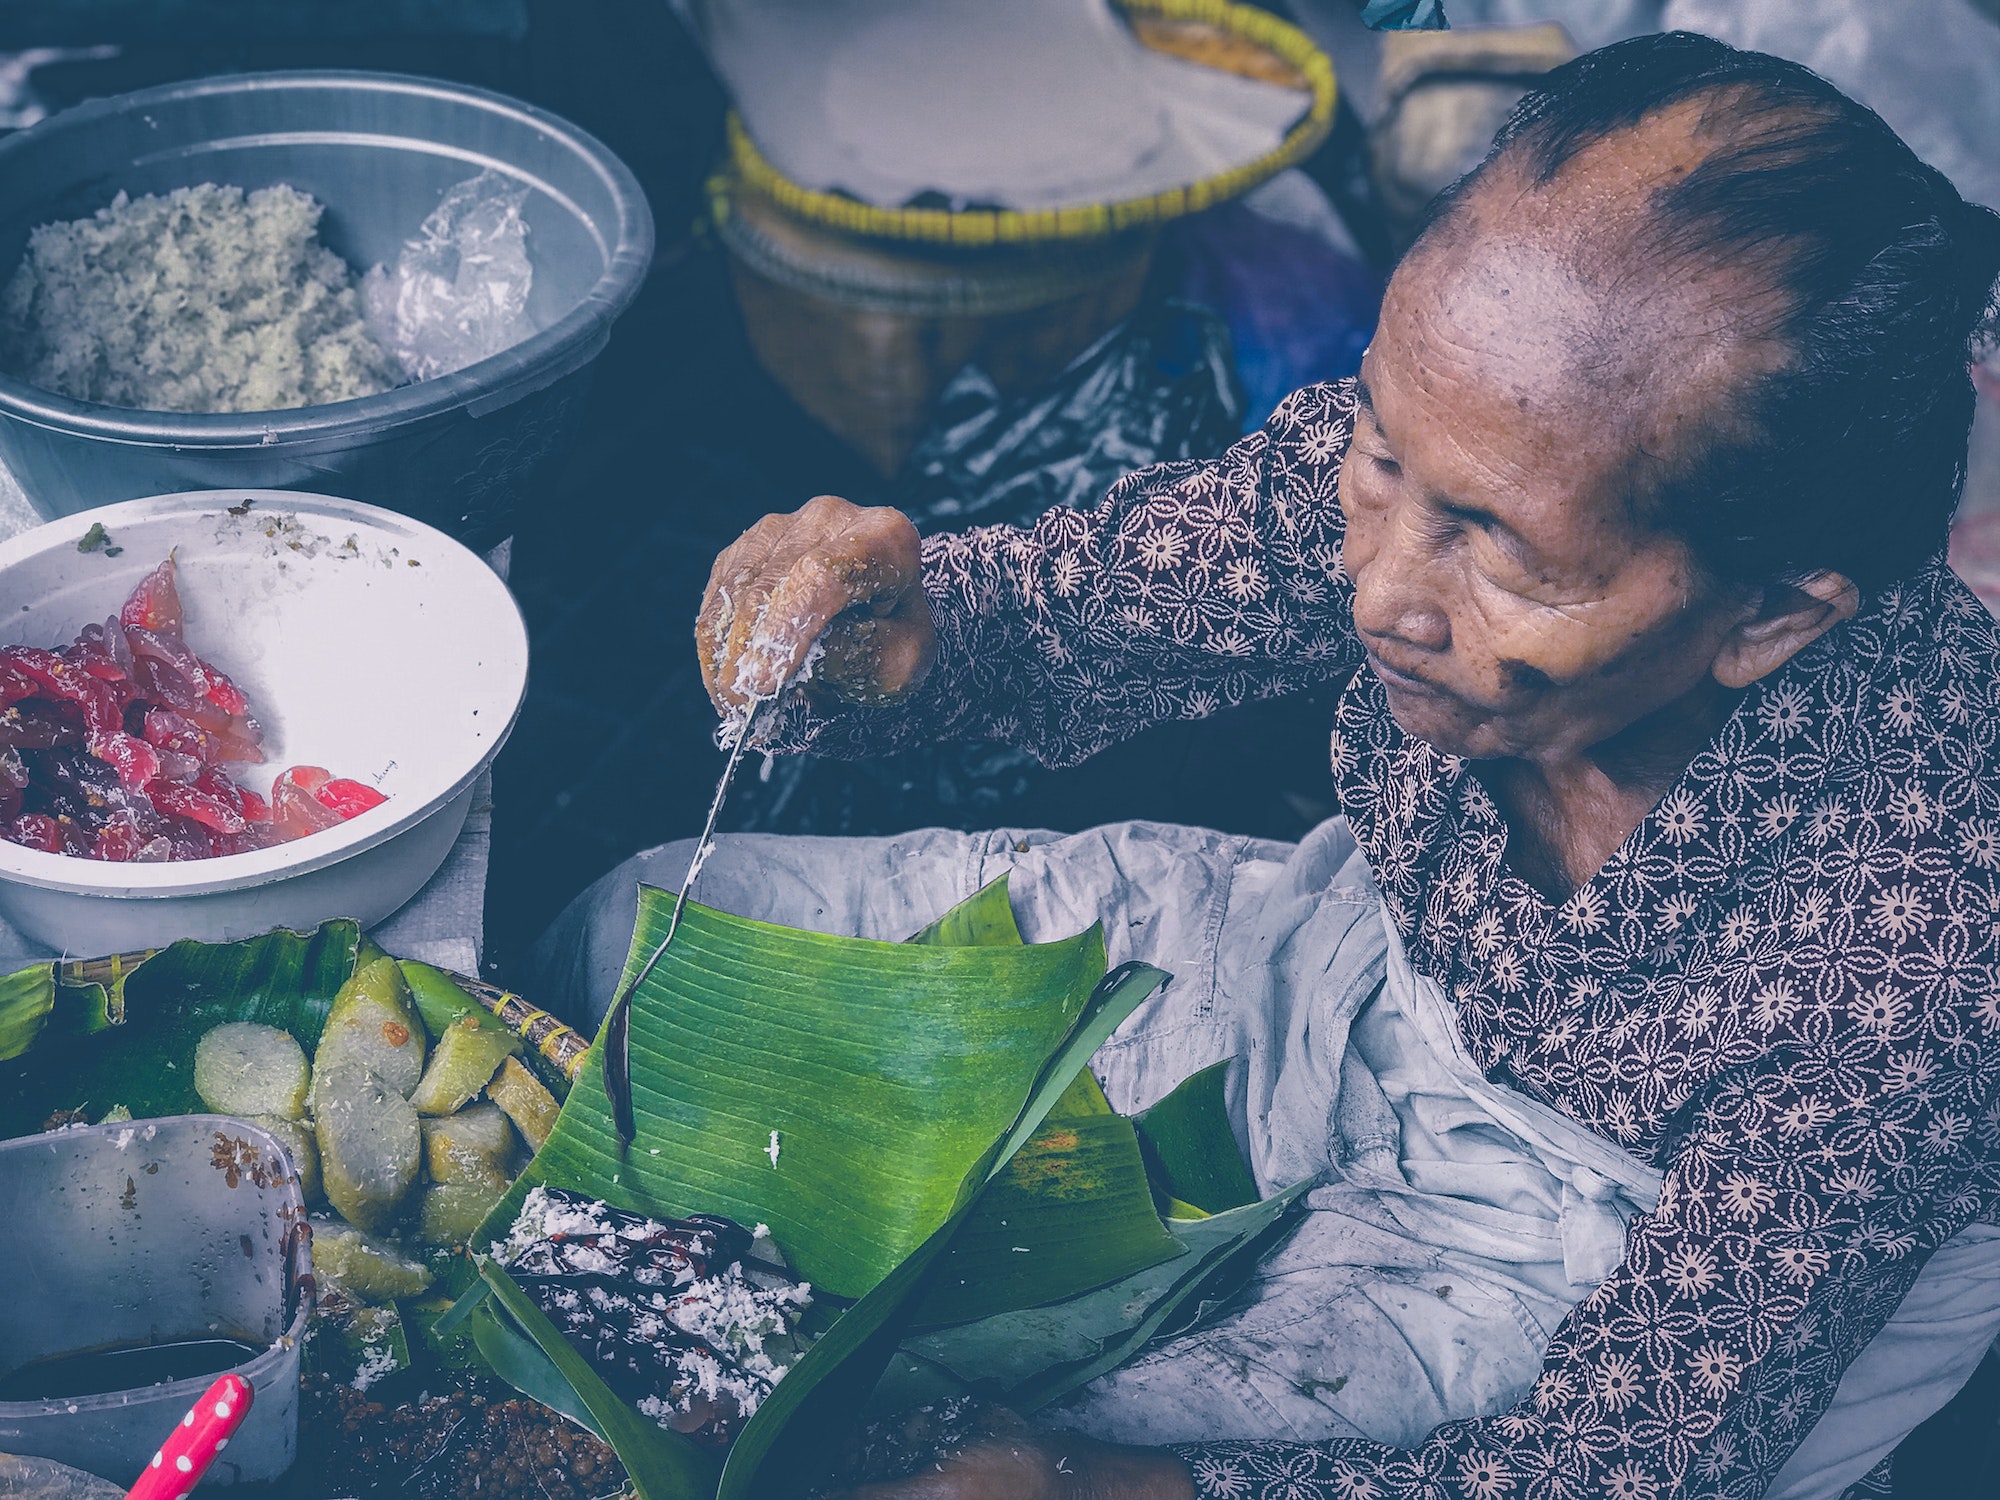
781, 379, 2000, 1499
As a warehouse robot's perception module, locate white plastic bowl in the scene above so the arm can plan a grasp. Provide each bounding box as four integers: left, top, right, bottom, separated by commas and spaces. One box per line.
0, 491, 528, 953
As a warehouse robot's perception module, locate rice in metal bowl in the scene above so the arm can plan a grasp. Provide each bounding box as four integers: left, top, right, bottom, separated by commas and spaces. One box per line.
0, 183, 401, 414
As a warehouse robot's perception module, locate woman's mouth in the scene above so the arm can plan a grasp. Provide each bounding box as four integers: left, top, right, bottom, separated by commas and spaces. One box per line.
1365, 649, 1439, 695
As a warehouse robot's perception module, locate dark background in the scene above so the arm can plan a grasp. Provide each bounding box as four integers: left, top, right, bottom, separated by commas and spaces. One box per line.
5, 2, 1993, 1491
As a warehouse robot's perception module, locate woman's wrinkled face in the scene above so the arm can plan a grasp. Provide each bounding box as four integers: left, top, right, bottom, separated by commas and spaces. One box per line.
1338, 211, 1762, 765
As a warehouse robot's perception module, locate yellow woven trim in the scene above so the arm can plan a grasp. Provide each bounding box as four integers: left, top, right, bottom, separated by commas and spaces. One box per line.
724, 0, 1337, 247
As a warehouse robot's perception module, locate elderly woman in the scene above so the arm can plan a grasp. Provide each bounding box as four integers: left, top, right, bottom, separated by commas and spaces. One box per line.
535, 32, 2000, 1500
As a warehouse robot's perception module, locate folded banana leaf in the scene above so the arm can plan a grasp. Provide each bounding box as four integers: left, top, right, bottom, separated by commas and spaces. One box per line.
880, 1175, 1312, 1413
908, 880, 1183, 1327
875, 1052, 1312, 1412
1134, 1059, 1261, 1216
0, 967, 55, 1064
460, 881, 1167, 1499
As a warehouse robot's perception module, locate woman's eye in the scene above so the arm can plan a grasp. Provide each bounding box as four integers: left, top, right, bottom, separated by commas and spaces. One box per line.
1368, 452, 1401, 477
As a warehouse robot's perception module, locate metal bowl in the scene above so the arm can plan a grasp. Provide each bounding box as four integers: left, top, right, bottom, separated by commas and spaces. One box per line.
0, 491, 529, 954
0, 70, 654, 551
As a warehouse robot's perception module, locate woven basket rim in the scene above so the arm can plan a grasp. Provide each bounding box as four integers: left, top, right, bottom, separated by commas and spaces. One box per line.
719, 0, 1339, 248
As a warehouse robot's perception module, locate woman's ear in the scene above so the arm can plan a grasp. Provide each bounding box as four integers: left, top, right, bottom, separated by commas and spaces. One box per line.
1711, 572, 1859, 690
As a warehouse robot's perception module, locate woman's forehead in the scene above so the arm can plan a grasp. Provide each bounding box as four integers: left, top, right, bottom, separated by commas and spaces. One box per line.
1368, 207, 1779, 537
1390, 238, 1634, 411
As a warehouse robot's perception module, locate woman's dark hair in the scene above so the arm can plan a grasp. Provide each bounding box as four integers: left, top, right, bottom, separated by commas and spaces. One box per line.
1422, 31, 2000, 595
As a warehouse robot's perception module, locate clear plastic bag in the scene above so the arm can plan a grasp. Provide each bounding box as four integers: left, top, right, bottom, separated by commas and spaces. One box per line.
0, 1457, 121, 1500
363, 169, 534, 383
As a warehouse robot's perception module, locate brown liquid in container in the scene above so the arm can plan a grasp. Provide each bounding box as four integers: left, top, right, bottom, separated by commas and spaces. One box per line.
0, 1337, 260, 1401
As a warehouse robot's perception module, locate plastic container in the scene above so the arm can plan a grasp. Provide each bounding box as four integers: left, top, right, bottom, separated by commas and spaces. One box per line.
717, 190, 1156, 476
0, 491, 529, 955
0, 70, 654, 552
0, 1117, 311, 1486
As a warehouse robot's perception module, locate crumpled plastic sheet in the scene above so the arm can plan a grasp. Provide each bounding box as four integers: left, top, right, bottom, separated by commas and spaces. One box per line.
1361, 0, 1450, 28
363, 169, 535, 383
728, 298, 1244, 837
0, 1456, 121, 1500
1173, 195, 1380, 430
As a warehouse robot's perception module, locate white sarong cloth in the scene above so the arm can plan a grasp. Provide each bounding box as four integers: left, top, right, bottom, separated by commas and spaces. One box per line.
529, 818, 2000, 1500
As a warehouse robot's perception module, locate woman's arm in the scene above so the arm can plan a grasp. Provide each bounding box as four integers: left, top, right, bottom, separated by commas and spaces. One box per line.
704, 380, 1364, 767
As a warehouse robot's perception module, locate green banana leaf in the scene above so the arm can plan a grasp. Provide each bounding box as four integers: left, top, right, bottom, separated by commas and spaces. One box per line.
0, 965, 55, 1063
914, 1077, 1184, 1325
894, 888, 1298, 1413
906, 876, 1029, 949
715, 956, 1161, 1499
0, 923, 362, 1134
882, 1176, 1313, 1413
1134, 1059, 1261, 1215
481, 1270, 726, 1496
463, 883, 1165, 1498
482, 890, 1119, 1294
908, 882, 1183, 1326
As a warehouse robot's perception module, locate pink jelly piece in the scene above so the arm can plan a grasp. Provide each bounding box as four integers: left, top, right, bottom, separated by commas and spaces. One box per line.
0, 659, 36, 707
7, 813, 63, 853
119, 556, 184, 636
148, 779, 248, 835
204, 670, 250, 718
167, 819, 215, 860
0, 704, 82, 751
89, 732, 162, 793
154, 748, 203, 783
195, 765, 246, 814
126, 625, 212, 696
270, 776, 343, 842
316, 779, 387, 820
277, 765, 331, 796
3, 647, 122, 739
95, 814, 147, 862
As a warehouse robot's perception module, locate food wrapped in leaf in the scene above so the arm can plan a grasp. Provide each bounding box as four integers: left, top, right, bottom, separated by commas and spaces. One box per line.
192, 1021, 309, 1119
409, 1012, 518, 1117
495, 1187, 813, 1448
421, 1101, 517, 1189
249, 1112, 321, 1204
487, 1054, 558, 1151
459, 885, 1163, 1500
312, 1060, 420, 1232
311, 1217, 433, 1302
313, 956, 426, 1098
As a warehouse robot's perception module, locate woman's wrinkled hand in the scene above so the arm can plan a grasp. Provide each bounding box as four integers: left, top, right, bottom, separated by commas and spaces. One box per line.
697, 494, 936, 716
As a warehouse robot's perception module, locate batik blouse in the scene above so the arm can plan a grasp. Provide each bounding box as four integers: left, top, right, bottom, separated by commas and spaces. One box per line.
782, 379, 2000, 1500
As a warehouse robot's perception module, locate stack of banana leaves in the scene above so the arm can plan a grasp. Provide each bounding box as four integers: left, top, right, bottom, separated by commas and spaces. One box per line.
0, 878, 1311, 1499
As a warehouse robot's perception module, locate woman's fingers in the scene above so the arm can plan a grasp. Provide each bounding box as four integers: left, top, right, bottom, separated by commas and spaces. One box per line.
696, 496, 933, 712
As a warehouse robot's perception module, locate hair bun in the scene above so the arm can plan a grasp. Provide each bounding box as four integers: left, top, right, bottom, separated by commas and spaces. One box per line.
1951, 198, 2000, 354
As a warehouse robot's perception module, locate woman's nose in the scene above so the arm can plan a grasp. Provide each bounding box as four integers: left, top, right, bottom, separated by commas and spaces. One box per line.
1351, 520, 1451, 653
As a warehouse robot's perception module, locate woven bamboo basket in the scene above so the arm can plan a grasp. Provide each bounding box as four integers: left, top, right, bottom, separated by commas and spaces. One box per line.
711, 0, 1338, 477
